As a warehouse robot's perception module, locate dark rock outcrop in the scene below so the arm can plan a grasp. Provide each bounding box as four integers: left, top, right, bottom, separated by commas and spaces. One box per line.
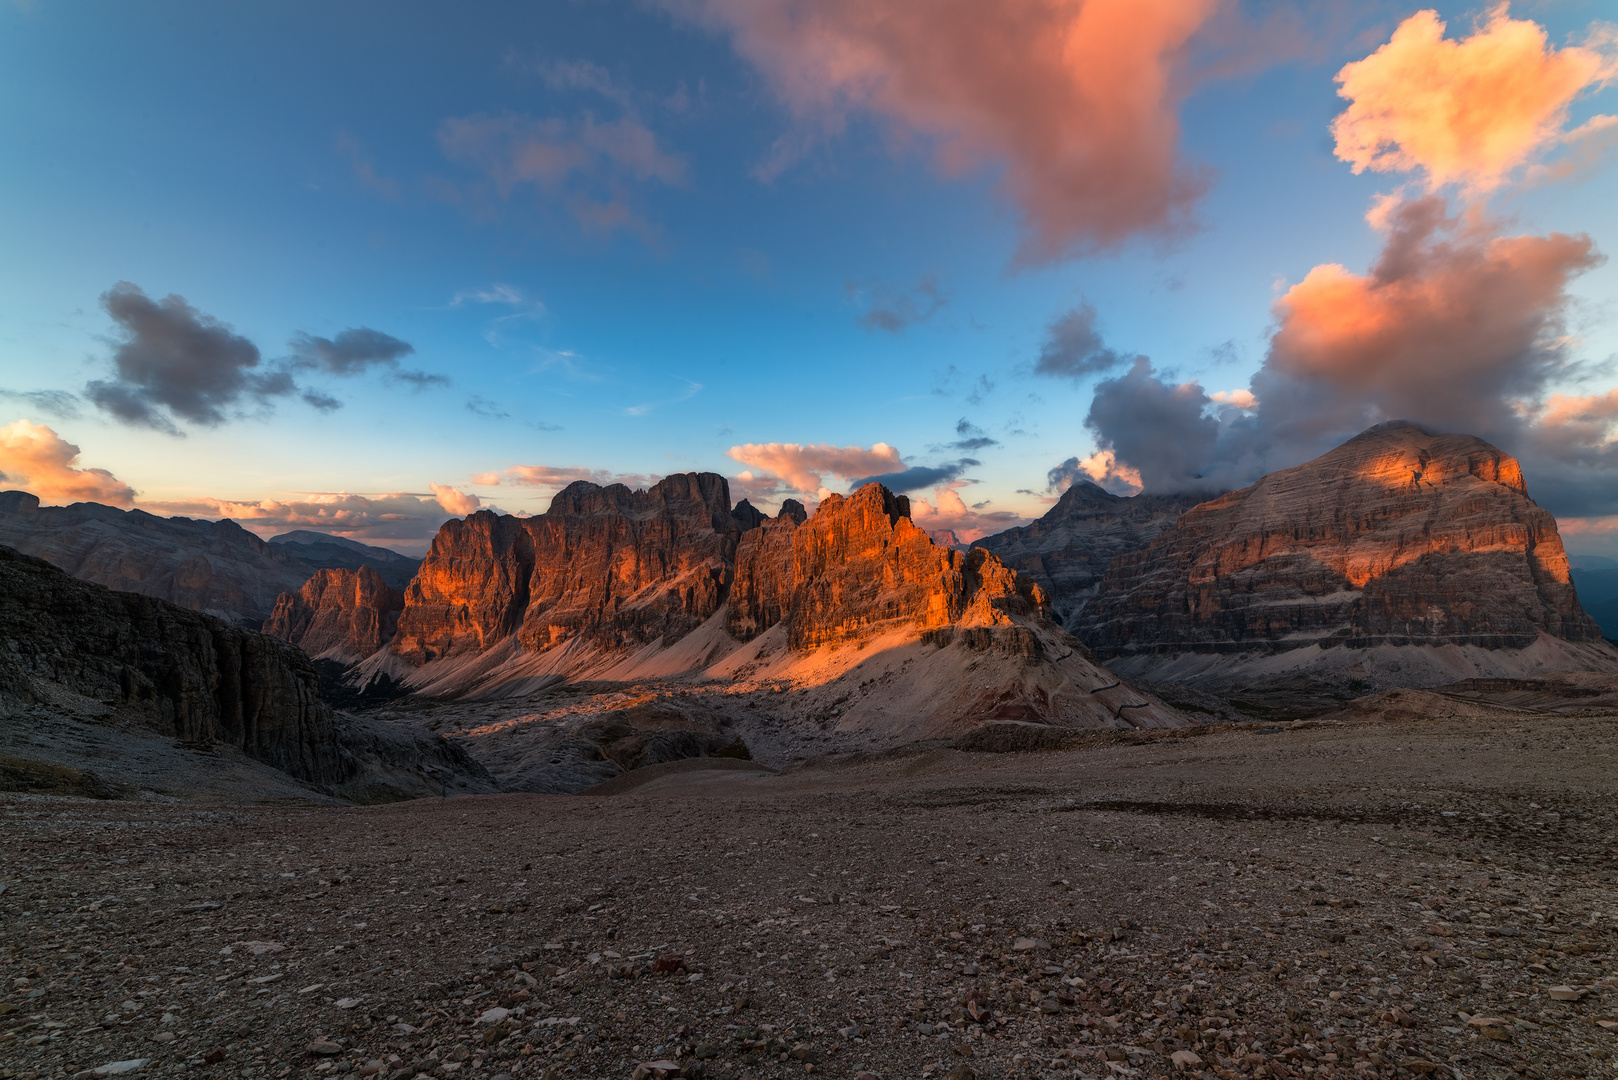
0, 543, 349, 786
974, 482, 1203, 624
268, 531, 421, 590
265, 567, 405, 663
1078, 422, 1602, 663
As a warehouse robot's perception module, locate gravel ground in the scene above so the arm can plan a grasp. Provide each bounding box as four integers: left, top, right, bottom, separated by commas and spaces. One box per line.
3, 713, 1618, 1080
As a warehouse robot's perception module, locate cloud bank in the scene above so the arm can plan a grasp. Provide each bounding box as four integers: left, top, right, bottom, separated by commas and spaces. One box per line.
0, 420, 136, 507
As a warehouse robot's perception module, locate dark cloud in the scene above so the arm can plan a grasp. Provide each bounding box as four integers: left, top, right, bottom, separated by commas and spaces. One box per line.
302, 390, 342, 412
289, 328, 415, 375
466, 395, 510, 420
85, 282, 292, 433
1045, 457, 1085, 493
0, 389, 81, 419
391, 370, 452, 391
1034, 302, 1133, 379
948, 417, 999, 452
852, 457, 979, 493
1084, 358, 1221, 493
850, 276, 947, 333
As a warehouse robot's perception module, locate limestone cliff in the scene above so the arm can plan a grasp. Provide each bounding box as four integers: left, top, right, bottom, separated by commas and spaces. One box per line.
390, 473, 742, 663
974, 483, 1202, 625
265, 567, 405, 664
0, 543, 349, 785
1078, 422, 1604, 673
759, 484, 1048, 650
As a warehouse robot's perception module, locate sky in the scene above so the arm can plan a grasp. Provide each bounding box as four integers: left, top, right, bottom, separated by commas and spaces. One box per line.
2, 0, 1617, 556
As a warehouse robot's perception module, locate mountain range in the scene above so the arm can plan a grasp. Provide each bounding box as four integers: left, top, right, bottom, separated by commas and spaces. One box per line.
3, 420, 1614, 798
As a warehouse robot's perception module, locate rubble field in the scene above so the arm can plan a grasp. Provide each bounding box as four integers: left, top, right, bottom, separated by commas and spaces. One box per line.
4, 712, 1617, 1080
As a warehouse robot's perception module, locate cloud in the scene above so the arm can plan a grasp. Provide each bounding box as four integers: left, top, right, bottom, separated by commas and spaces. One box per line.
289, 328, 415, 375
0, 389, 81, 419
1033, 300, 1134, 379
625, 377, 703, 416
1084, 356, 1222, 492
726, 442, 903, 492
499, 465, 663, 492
948, 417, 999, 452
1045, 448, 1142, 495
848, 276, 947, 333
466, 395, 511, 420
851, 458, 979, 493
451, 283, 547, 318
144, 491, 465, 543
335, 131, 403, 201
437, 110, 687, 237
429, 483, 481, 516
85, 282, 292, 433
679, 0, 1220, 262
1332, 7, 1618, 193
906, 486, 1025, 543
0, 420, 136, 507
1081, 196, 1612, 505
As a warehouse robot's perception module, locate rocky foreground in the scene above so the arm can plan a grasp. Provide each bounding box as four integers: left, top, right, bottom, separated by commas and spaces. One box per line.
4, 714, 1617, 1080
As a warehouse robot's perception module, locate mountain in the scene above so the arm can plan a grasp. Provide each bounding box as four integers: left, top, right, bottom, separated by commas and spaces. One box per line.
0, 542, 492, 801
973, 482, 1204, 625
1075, 421, 1618, 687
348, 474, 1187, 771
267, 530, 420, 590
264, 566, 406, 664
0, 491, 421, 626
0, 491, 314, 625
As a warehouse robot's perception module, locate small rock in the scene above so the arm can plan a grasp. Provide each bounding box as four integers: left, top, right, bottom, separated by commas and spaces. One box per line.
944, 1066, 974, 1080
1170, 1049, 1203, 1069
1401, 1060, 1438, 1075
652, 953, 686, 974
202, 1048, 227, 1064
335, 997, 362, 1009
476, 1006, 510, 1025
632, 1062, 682, 1080
308, 1039, 343, 1055
1548, 985, 1587, 1001
1010, 937, 1047, 952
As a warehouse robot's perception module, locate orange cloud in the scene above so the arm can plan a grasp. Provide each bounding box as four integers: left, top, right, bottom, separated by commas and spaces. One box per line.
1267, 196, 1599, 431
0, 420, 135, 507
684, 0, 1219, 261
906, 487, 1026, 543
429, 483, 481, 516
725, 441, 903, 492
1332, 6, 1618, 193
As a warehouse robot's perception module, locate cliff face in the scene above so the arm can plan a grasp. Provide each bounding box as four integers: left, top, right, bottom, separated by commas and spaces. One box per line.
267, 531, 420, 590
974, 483, 1203, 625
0, 544, 350, 786
759, 484, 1049, 650
1078, 422, 1601, 661
264, 567, 405, 664
390, 473, 744, 664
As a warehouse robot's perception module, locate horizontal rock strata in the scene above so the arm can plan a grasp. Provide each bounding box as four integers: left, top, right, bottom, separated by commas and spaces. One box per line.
1079, 422, 1601, 662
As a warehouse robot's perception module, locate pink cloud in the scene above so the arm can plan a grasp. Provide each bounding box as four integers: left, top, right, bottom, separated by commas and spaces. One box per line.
681, 0, 1220, 262
725, 441, 903, 492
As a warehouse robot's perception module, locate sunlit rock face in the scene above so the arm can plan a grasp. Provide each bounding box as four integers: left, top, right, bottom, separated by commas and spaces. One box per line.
974, 483, 1204, 625
1078, 421, 1600, 661
390, 473, 743, 663
757, 483, 1048, 650
265, 567, 405, 664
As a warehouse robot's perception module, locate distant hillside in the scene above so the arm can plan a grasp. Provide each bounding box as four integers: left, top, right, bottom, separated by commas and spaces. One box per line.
268, 530, 420, 590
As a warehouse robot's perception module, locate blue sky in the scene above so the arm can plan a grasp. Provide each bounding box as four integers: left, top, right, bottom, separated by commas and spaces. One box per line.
3, 0, 1617, 554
